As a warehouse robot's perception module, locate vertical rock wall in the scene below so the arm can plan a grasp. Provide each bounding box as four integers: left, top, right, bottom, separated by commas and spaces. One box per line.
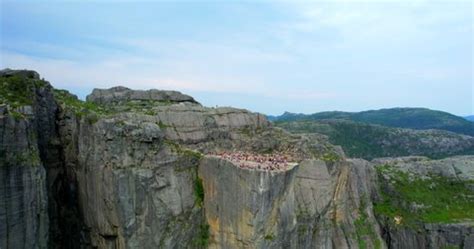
199, 156, 298, 248
70, 117, 204, 248
294, 159, 385, 249
0, 109, 49, 249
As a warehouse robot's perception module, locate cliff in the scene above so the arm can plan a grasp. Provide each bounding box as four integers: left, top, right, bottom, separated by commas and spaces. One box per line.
0, 69, 472, 249
0, 70, 50, 249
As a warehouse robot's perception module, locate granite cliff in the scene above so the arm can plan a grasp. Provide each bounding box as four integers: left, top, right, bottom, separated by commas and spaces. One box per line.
0, 69, 472, 249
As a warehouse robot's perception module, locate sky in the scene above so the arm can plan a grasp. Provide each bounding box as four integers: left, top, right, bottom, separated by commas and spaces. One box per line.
1, 0, 472, 116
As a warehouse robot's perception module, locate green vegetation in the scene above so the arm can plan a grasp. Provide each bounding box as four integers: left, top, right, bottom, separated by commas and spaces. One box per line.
374, 165, 474, 225
157, 120, 173, 129
0, 150, 41, 167
9, 110, 25, 120
320, 151, 341, 163
53, 89, 109, 117
164, 139, 203, 161
271, 108, 474, 136
0, 75, 47, 108
194, 177, 205, 207
275, 119, 474, 160
264, 234, 274, 241
55, 90, 176, 119
441, 246, 460, 249
238, 126, 266, 137
194, 223, 210, 247
0, 74, 49, 119
354, 199, 381, 249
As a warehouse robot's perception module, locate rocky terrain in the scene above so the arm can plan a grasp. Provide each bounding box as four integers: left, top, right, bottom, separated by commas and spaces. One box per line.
0, 69, 473, 249
275, 119, 474, 159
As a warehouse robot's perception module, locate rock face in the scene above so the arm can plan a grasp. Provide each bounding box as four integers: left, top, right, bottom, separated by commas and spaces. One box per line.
69, 116, 204, 248
383, 222, 474, 249
0, 71, 50, 249
199, 157, 298, 248
1, 72, 473, 249
0, 111, 48, 249
294, 159, 384, 249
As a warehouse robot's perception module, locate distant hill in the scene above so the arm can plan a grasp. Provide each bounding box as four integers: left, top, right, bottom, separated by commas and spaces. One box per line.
464, 115, 474, 122
270, 108, 474, 136
275, 119, 474, 160
267, 112, 306, 122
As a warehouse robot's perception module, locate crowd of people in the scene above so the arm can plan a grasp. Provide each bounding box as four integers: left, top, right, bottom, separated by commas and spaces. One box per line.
208, 151, 294, 171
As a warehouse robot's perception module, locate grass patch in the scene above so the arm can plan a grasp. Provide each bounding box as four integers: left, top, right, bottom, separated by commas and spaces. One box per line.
354, 198, 381, 249
194, 177, 205, 207
264, 234, 274, 241
320, 151, 341, 163
0, 150, 41, 167
0, 75, 49, 119
0, 75, 48, 108
53, 89, 108, 118
9, 110, 25, 120
194, 223, 210, 247
374, 165, 474, 225
157, 120, 173, 129
164, 139, 203, 161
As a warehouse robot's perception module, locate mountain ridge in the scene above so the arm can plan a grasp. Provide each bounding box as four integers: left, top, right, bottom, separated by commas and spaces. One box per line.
464, 115, 474, 122
269, 107, 474, 136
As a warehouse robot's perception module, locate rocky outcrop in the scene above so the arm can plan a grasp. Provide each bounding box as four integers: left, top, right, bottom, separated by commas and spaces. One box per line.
86, 86, 199, 105
0, 68, 40, 79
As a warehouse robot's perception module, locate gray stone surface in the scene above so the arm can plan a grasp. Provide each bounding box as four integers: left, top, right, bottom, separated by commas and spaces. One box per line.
294, 159, 385, 249
373, 155, 474, 180
0, 68, 40, 79
64, 116, 204, 248
0, 105, 48, 249
199, 156, 298, 248
384, 222, 474, 249
86, 86, 199, 105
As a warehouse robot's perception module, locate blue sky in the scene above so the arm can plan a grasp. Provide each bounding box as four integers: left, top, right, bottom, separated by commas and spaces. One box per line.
1, 0, 472, 116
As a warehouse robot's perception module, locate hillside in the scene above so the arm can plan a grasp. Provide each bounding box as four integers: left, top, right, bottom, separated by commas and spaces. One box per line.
465, 115, 474, 122
275, 119, 474, 160
271, 108, 474, 136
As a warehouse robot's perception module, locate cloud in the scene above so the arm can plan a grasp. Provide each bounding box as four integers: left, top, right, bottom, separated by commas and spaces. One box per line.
278, 0, 472, 48
2, 48, 333, 100
1, 1, 471, 115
